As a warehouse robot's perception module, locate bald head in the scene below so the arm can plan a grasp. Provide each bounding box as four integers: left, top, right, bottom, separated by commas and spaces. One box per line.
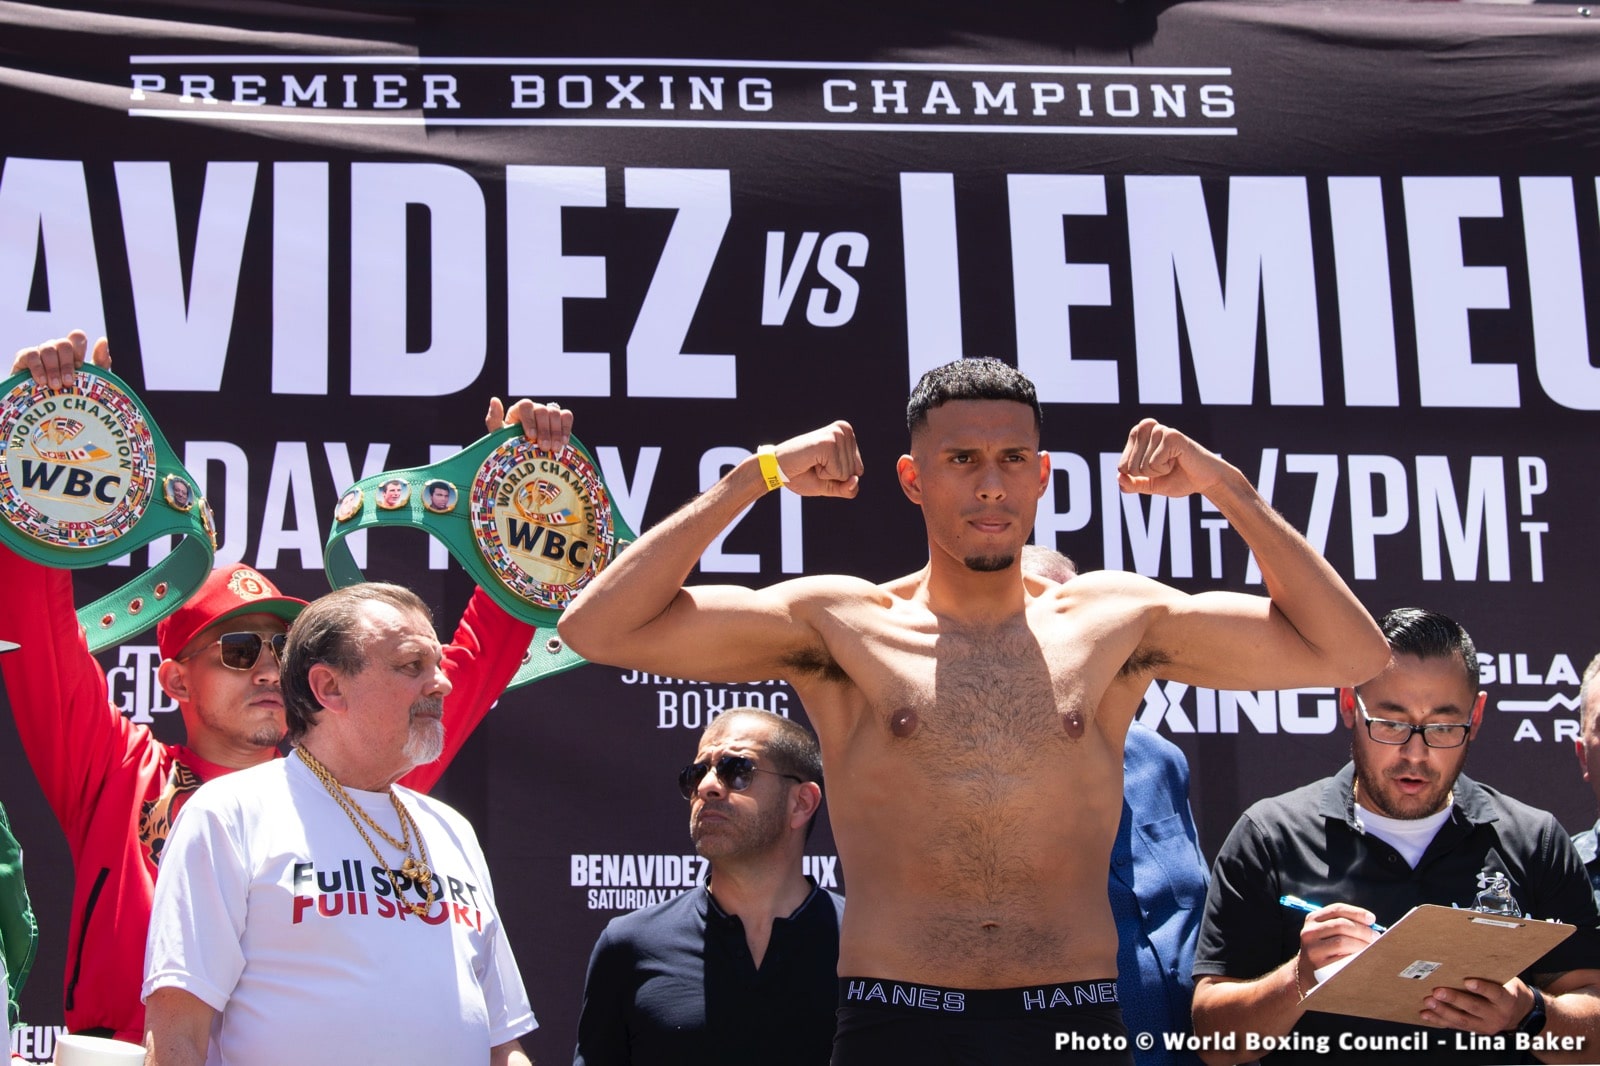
1021, 544, 1077, 583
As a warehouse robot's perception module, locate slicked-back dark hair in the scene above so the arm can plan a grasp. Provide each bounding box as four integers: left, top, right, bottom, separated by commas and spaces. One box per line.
281, 583, 432, 744
1377, 607, 1479, 692
906, 357, 1042, 438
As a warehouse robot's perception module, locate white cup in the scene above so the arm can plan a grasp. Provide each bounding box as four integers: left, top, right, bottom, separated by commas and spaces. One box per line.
52, 1033, 147, 1065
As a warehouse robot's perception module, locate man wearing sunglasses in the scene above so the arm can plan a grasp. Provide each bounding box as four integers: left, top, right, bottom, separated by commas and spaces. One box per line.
0, 330, 573, 1045
561, 358, 1391, 1064
575, 708, 842, 1065
1192, 608, 1600, 1065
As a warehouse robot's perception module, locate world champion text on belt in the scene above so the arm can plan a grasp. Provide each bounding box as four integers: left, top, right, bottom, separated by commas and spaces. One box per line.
0, 363, 216, 649
0, 373, 154, 549
470, 435, 618, 613
323, 425, 636, 630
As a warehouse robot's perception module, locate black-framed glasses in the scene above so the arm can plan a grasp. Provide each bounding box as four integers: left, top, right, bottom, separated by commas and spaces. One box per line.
176, 631, 287, 671
1355, 693, 1471, 749
678, 755, 804, 800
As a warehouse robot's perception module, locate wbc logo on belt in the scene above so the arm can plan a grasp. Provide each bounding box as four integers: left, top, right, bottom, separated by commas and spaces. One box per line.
0, 374, 156, 549
470, 439, 618, 611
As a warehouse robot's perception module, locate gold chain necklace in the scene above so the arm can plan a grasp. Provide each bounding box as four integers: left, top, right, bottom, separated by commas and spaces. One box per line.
296, 746, 437, 916
294, 746, 411, 851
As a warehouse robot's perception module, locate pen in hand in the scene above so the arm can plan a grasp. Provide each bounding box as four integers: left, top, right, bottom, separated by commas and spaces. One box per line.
1278, 894, 1388, 933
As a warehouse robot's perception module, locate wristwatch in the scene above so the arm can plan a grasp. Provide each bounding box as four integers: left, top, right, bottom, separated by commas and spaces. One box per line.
323, 426, 635, 689
1515, 985, 1547, 1037
0, 364, 215, 650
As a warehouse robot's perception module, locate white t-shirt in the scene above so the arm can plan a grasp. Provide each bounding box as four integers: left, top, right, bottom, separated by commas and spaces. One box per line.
144, 756, 534, 1065
1356, 802, 1451, 869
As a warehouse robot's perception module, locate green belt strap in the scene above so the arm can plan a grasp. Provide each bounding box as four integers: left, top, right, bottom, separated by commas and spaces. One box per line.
0, 365, 215, 652
324, 427, 635, 690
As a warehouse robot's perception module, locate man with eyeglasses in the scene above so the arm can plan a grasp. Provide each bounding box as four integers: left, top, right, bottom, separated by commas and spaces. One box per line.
562, 358, 1391, 1064
1191, 608, 1600, 1065
574, 707, 843, 1066
0, 330, 572, 1044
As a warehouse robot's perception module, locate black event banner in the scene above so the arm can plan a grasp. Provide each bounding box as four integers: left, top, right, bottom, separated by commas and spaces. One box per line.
2, 1, 1598, 1058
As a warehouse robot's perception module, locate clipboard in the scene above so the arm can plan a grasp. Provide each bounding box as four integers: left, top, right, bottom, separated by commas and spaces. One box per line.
1300, 905, 1574, 1026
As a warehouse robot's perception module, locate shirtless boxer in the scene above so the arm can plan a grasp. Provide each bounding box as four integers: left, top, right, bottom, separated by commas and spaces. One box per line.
559, 358, 1389, 1065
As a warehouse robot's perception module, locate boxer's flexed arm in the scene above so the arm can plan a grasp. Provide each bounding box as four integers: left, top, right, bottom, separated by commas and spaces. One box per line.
559, 421, 864, 683
1117, 419, 1389, 691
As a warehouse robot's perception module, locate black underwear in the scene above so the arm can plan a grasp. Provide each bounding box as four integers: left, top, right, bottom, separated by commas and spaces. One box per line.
832, 977, 1132, 1065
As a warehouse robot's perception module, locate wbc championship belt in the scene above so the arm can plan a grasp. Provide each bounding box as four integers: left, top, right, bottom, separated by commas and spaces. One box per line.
0, 364, 216, 651
323, 427, 636, 689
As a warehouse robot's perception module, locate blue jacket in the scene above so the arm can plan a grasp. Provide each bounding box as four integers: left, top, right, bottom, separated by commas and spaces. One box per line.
1110, 723, 1208, 1066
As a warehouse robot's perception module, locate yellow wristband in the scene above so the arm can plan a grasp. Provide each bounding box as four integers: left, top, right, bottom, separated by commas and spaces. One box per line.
756, 444, 786, 492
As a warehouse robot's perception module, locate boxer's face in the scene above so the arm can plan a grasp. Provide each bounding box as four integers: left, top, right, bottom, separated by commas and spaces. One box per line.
899, 399, 1048, 575
166, 612, 292, 752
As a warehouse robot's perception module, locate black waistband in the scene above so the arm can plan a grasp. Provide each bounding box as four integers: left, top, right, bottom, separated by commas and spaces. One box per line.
839, 976, 1120, 1020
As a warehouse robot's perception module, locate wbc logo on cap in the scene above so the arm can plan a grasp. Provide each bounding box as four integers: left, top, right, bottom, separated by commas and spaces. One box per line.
0, 374, 156, 550
227, 567, 272, 600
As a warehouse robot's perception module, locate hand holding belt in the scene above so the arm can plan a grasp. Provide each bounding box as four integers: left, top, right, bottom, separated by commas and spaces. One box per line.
0, 365, 215, 651
323, 427, 635, 689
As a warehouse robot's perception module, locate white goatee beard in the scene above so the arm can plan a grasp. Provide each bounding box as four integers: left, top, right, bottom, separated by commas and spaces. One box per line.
403, 712, 446, 766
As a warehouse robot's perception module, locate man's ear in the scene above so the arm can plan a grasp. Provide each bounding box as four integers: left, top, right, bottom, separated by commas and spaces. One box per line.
790, 781, 823, 832
1036, 449, 1051, 499
157, 659, 190, 703
1576, 737, 1590, 784
307, 662, 347, 715
1337, 687, 1358, 728
1466, 691, 1487, 740
896, 454, 921, 505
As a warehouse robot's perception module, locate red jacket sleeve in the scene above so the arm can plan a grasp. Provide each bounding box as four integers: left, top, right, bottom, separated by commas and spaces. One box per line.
0, 546, 141, 850
399, 587, 535, 794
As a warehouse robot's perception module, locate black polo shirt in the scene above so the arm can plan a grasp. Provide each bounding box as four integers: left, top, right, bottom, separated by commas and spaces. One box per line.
1195, 764, 1600, 1065
575, 877, 844, 1065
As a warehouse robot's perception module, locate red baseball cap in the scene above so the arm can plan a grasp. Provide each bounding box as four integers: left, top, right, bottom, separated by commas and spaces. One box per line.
155, 565, 308, 661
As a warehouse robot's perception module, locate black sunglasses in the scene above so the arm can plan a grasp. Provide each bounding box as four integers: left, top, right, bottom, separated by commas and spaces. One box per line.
177, 631, 287, 671
678, 755, 803, 800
